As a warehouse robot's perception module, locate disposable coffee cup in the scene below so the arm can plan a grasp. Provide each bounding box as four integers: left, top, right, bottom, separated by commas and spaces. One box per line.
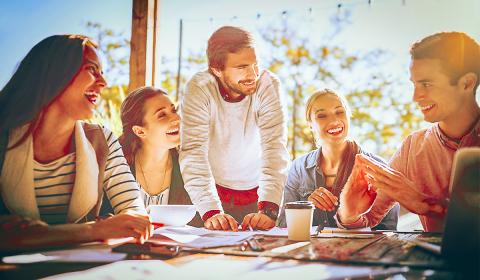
285, 201, 314, 241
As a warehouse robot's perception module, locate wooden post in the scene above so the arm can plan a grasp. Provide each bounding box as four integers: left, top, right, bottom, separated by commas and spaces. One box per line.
128, 0, 158, 93
175, 19, 183, 102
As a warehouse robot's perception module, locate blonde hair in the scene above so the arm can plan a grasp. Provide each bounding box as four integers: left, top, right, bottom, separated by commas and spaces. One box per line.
305, 89, 351, 122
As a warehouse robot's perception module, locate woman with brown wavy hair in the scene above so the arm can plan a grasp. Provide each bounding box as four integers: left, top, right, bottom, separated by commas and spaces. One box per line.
119, 87, 202, 226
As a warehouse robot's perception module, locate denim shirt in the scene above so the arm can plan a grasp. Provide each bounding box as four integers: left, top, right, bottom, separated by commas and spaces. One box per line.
277, 147, 399, 230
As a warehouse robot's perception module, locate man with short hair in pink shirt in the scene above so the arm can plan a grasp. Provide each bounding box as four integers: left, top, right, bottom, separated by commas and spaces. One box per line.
336, 32, 480, 232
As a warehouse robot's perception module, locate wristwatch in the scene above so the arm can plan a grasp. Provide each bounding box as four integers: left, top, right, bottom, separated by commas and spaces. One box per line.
259, 205, 279, 221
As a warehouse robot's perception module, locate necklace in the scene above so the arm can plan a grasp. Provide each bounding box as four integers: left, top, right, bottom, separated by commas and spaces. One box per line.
137, 154, 171, 195
316, 165, 338, 178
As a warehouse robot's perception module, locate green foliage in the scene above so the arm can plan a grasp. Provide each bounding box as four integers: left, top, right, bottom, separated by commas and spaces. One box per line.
92, 85, 126, 136
256, 14, 425, 159
89, 11, 425, 159
86, 21, 130, 86
85, 22, 130, 136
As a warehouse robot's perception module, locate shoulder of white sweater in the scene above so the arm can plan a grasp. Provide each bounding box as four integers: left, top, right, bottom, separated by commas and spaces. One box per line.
254, 71, 284, 106
255, 70, 282, 96
186, 70, 216, 90
183, 70, 218, 102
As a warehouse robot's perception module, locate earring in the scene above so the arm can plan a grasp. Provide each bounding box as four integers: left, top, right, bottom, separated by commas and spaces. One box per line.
311, 132, 319, 148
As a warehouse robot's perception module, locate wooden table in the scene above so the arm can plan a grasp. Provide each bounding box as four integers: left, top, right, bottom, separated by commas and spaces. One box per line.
0, 232, 474, 279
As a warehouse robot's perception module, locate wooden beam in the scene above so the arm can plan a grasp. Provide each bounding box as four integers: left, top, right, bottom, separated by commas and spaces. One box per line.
128, 0, 158, 92
145, 0, 158, 86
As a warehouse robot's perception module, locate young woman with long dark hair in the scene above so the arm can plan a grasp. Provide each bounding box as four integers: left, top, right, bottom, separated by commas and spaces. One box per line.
0, 35, 151, 252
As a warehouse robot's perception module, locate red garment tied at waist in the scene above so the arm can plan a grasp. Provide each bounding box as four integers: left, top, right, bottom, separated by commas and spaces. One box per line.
216, 184, 258, 206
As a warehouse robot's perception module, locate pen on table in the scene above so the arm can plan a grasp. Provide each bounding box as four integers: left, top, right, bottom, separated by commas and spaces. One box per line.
315, 223, 325, 235
319, 229, 384, 234
152, 222, 165, 229
239, 239, 263, 252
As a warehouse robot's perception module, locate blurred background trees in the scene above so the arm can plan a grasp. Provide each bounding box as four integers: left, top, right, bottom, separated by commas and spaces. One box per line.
86, 21, 129, 136
91, 9, 424, 160
257, 12, 424, 159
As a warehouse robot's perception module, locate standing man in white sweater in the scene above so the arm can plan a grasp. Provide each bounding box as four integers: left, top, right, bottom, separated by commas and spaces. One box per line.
179, 26, 289, 231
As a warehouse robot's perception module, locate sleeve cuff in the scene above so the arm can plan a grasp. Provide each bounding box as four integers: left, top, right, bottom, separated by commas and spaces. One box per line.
334, 213, 367, 229
258, 201, 279, 221
202, 210, 222, 221
195, 199, 224, 219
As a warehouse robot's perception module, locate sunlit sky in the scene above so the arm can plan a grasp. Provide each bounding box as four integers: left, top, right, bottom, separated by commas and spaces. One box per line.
1, 0, 479, 90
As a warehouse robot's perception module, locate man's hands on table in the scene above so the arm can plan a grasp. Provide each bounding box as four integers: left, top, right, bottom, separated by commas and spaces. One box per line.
204, 213, 239, 231
204, 212, 275, 231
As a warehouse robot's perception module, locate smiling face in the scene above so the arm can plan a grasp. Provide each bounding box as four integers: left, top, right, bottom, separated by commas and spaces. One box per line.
211, 47, 259, 98
309, 93, 350, 147
49, 45, 106, 120
409, 58, 465, 124
134, 94, 180, 150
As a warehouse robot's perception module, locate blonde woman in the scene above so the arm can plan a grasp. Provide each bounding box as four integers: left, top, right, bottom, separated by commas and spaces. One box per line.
278, 89, 399, 229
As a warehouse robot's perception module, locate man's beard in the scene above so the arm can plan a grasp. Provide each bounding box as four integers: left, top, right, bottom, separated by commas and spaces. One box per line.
223, 77, 257, 96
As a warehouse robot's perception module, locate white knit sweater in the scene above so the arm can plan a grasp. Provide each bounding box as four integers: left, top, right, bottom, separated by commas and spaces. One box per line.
179, 70, 289, 216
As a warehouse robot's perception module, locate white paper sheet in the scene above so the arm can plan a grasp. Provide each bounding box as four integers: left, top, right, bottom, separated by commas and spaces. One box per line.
41, 260, 189, 280
179, 255, 269, 279
151, 226, 256, 248
175, 256, 406, 280
238, 260, 407, 280
263, 226, 318, 236
270, 241, 311, 253
2, 248, 126, 264
39, 252, 408, 280
2, 253, 59, 264
150, 225, 375, 249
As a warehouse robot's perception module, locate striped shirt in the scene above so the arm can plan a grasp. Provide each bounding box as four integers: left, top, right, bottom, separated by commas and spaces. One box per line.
34, 153, 75, 224
33, 127, 143, 224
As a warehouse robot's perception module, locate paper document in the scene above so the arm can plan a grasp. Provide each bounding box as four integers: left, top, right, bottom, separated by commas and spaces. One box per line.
263, 226, 318, 236
270, 241, 310, 253
40, 253, 408, 280
179, 255, 269, 279
41, 260, 188, 280
151, 226, 321, 248
152, 226, 256, 248
2, 253, 59, 264
3, 248, 126, 264
238, 261, 407, 280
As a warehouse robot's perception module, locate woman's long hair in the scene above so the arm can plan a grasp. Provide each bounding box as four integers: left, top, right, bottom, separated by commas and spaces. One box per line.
119, 87, 169, 167
0, 34, 97, 148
